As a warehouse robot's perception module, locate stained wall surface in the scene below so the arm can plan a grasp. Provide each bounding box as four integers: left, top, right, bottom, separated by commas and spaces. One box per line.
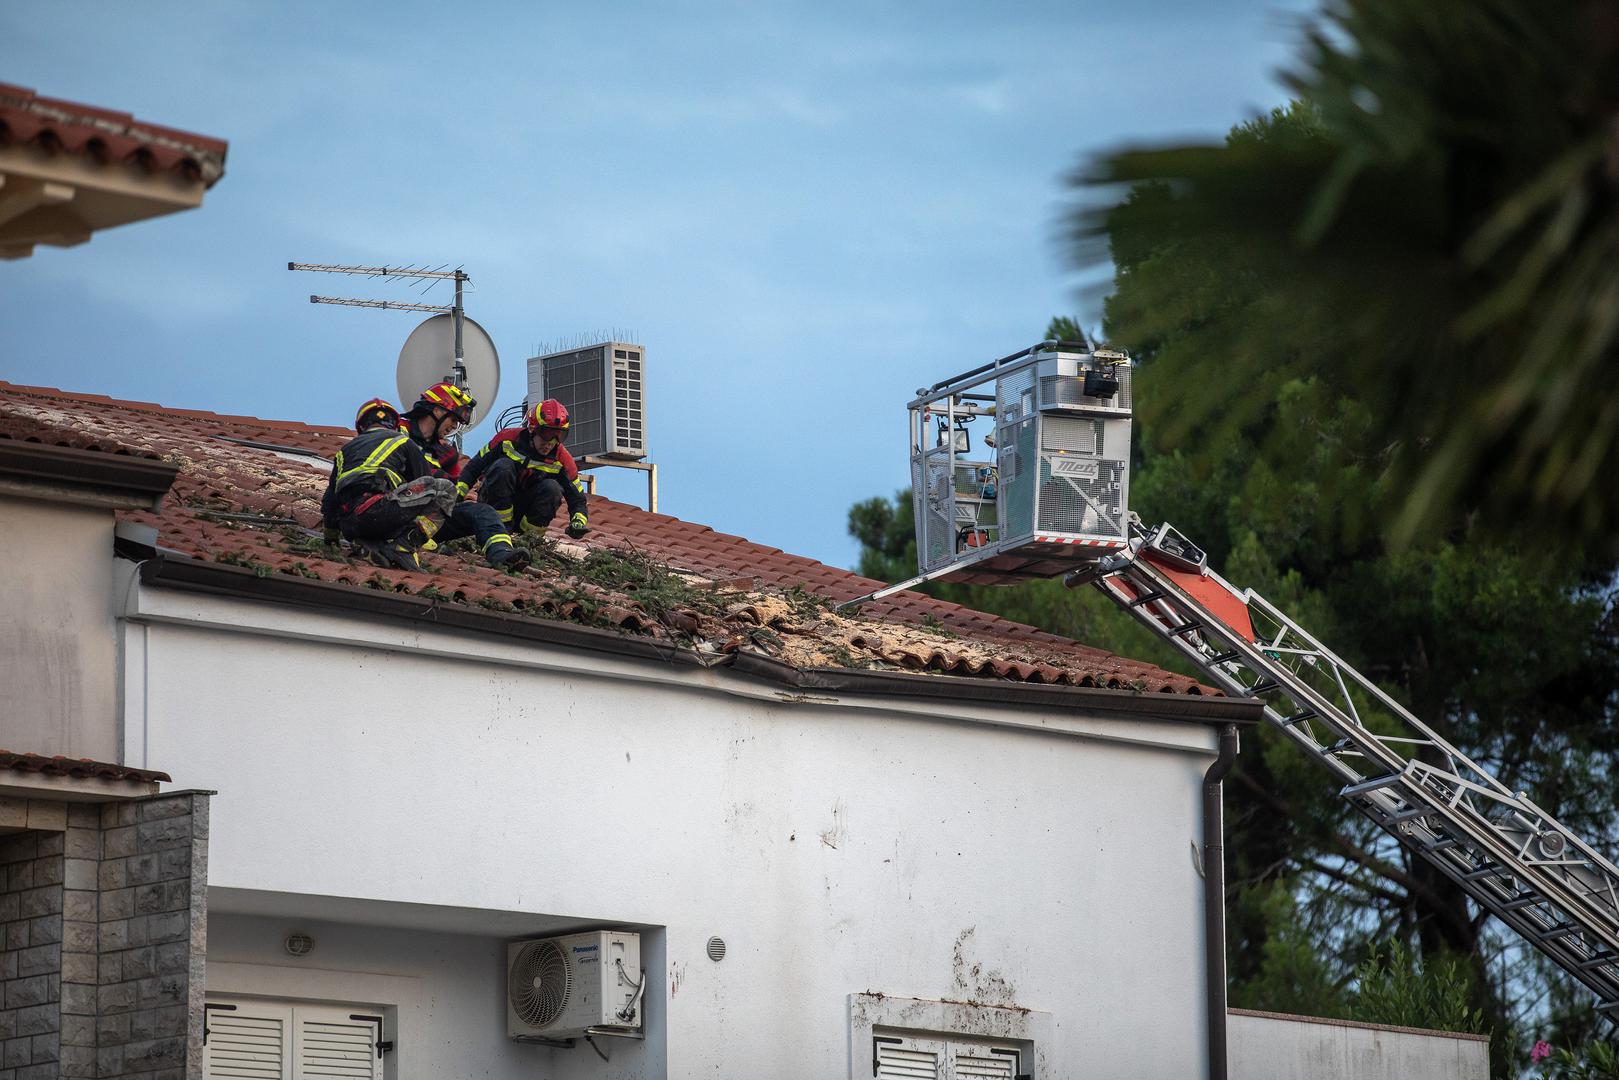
127, 587, 1225, 1079
0, 496, 118, 761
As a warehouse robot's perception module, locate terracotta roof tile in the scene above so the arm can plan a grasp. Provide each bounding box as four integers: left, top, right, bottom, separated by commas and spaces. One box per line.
0, 82, 227, 187
0, 379, 1212, 697
0, 750, 170, 784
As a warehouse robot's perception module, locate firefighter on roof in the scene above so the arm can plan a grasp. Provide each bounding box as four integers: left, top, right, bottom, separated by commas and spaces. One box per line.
323, 386, 527, 572
457, 398, 590, 540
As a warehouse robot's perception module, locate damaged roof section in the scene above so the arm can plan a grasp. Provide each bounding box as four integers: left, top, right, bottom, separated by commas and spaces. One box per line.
0, 380, 1214, 696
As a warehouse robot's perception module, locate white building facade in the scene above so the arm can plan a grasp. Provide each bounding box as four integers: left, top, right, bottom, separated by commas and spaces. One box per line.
117, 557, 1259, 1080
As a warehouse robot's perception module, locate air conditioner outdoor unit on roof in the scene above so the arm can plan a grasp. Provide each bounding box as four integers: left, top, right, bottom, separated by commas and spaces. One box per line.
527, 342, 647, 460
506, 931, 643, 1042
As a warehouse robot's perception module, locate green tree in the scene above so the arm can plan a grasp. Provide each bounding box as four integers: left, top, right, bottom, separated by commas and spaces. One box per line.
1351, 940, 1486, 1035
1071, 0, 1619, 554
850, 102, 1619, 1075
1096, 103, 1619, 1071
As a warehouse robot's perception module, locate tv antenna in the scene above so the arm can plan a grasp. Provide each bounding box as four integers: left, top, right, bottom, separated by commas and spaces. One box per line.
289, 261, 502, 445
288, 261, 478, 392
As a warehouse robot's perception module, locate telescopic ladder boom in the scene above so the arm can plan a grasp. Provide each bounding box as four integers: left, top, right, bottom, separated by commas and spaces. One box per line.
1084, 524, 1619, 1017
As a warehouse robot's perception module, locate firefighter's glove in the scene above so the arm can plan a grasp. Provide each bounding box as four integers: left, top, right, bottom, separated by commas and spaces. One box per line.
566, 512, 590, 539
455, 481, 470, 500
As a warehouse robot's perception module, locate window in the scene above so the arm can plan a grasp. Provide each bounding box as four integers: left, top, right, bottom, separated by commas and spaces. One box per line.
203, 997, 384, 1080
873, 1033, 1026, 1079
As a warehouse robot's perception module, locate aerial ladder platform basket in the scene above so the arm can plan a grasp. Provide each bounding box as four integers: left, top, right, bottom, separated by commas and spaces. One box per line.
847, 341, 1619, 1020
901, 340, 1134, 593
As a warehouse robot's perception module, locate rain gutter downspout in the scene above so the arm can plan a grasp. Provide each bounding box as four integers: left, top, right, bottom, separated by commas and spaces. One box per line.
1204, 723, 1240, 1080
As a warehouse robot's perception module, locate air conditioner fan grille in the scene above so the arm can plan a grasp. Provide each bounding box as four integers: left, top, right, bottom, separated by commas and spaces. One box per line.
509, 940, 572, 1028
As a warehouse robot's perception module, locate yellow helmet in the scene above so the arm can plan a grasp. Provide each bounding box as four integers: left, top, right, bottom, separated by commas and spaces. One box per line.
410, 381, 475, 423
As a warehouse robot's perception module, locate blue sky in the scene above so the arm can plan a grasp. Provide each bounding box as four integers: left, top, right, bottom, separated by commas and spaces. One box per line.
5, 0, 1311, 569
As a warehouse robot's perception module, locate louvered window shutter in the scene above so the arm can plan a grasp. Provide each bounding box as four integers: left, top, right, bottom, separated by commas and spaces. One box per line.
952, 1042, 1022, 1079
294, 1006, 383, 1080
874, 1035, 945, 1079
204, 1002, 293, 1080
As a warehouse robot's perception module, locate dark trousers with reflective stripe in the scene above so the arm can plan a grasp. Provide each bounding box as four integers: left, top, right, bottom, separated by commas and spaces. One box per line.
334, 490, 419, 543
336, 489, 510, 560
436, 499, 513, 555
478, 458, 566, 533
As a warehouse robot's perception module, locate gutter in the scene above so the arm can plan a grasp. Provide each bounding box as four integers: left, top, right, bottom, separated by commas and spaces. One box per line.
139, 554, 1267, 730
731, 651, 1263, 726
1203, 723, 1240, 1080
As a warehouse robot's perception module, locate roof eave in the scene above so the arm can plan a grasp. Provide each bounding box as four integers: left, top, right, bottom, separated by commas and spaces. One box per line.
729, 650, 1261, 726
0, 439, 178, 510
139, 553, 1260, 724
0, 770, 161, 803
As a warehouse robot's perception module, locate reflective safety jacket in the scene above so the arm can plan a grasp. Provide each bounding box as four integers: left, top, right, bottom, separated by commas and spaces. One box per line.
459, 427, 587, 514
321, 427, 434, 523
410, 432, 463, 482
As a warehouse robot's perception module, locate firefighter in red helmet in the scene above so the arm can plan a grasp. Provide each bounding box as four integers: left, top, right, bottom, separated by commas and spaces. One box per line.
322, 386, 528, 572
457, 398, 590, 539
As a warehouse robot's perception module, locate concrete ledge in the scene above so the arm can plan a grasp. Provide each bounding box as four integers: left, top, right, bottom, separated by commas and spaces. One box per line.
1229, 1007, 1489, 1080
1229, 1008, 1490, 1043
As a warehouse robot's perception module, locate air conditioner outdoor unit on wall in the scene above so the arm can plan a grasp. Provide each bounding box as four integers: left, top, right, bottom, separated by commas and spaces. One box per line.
527, 342, 647, 460
506, 931, 644, 1042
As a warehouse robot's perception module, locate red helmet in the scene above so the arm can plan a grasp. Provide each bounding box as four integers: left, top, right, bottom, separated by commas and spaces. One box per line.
354, 398, 400, 433
525, 398, 570, 437
409, 381, 476, 423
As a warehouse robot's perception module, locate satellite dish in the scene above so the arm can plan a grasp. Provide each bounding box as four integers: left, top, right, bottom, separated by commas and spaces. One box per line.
396, 313, 500, 427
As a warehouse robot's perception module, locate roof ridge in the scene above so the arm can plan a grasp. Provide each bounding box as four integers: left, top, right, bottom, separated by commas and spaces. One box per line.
0, 381, 351, 435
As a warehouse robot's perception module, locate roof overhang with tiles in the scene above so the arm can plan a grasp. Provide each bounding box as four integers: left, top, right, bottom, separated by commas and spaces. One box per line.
0, 437, 177, 510
0, 751, 169, 803
0, 380, 1250, 717
0, 83, 228, 259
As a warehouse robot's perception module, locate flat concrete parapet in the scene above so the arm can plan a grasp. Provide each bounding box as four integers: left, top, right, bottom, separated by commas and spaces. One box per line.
1229, 1008, 1489, 1080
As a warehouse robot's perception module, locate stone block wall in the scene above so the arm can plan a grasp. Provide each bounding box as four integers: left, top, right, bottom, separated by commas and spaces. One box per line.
0, 793, 208, 1080
94, 795, 208, 1080
0, 821, 65, 1080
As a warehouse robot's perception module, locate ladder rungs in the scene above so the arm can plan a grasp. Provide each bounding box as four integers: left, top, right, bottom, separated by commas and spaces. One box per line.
1539, 923, 1578, 941
1387, 806, 1429, 823
1247, 679, 1279, 696
1597, 999, 1619, 1014
1578, 953, 1618, 971
1208, 651, 1241, 665
1342, 773, 1408, 799
1422, 836, 1457, 852
1167, 622, 1202, 637
1462, 864, 1502, 882
1501, 894, 1542, 912
1128, 591, 1165, 608
1283, 709, 1317, 726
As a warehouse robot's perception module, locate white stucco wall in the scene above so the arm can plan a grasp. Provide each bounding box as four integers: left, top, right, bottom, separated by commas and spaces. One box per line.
0, 495, 119, 759
207, 913, 664, 1080
124, 582, 1225, 1079
1229, 1009, 1489, 1080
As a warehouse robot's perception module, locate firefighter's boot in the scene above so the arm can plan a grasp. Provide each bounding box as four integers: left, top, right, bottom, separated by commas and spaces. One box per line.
488, 545, 531, 572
